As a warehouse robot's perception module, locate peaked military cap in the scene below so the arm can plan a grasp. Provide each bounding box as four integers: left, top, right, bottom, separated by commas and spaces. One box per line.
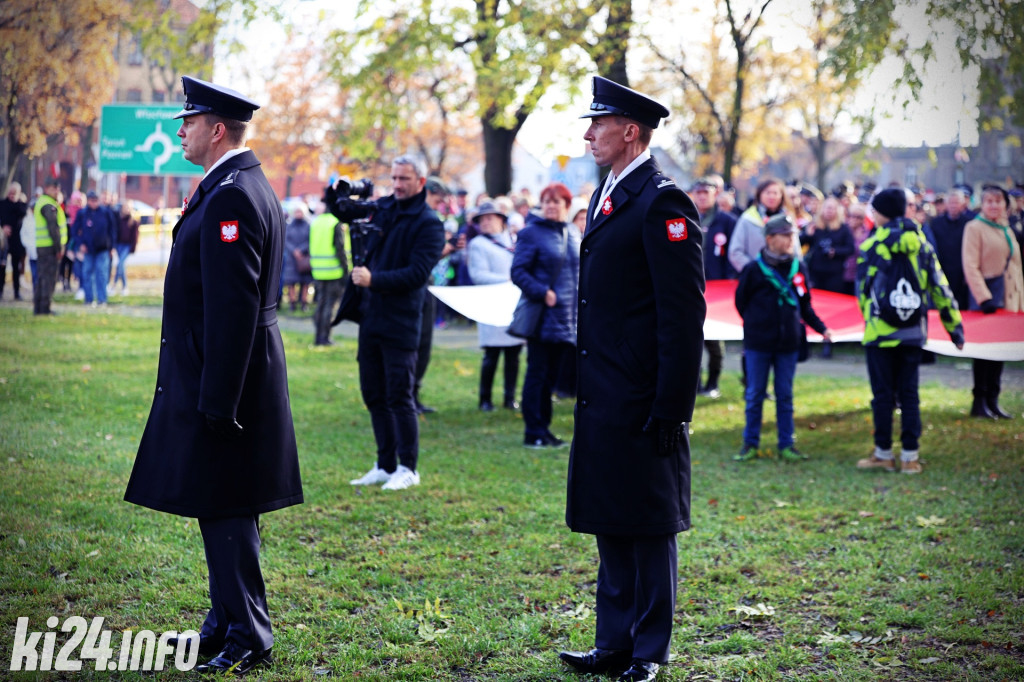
173, 76, 260, 121
580, 76, 670, 129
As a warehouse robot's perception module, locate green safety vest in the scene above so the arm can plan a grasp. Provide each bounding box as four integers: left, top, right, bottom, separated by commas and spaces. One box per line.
34, 194, 67, 249
308, 213, 343, 280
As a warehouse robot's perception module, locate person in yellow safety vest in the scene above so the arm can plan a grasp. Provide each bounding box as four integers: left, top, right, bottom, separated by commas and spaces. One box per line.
309, 198, 348, 345
33, 178, 67, 315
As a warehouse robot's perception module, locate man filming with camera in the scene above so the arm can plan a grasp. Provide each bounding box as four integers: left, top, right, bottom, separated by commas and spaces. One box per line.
327, 155, 445, 491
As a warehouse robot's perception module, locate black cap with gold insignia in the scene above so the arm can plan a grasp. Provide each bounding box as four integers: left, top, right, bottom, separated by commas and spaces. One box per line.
173, 76, 260, 121
580, 76, 670, 129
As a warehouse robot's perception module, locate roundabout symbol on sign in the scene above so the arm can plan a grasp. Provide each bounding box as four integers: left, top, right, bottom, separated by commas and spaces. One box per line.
133, 123, 178, 174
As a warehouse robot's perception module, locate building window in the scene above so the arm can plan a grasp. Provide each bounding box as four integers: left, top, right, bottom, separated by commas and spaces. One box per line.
126, 89, 143, 103
127, 34, 143, 66
997, 138, 1013, 168
904, 165, 918, 187
152, 90, 165, 103
125, 176, 141, 191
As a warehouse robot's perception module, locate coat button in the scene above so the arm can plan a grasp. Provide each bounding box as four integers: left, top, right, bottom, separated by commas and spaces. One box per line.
157, 386, 163, 393
161, 338, 166, 345
583, 248, 589, 255
581, 299, 587, 306
581, 349, 588, 357
581, 399, 588, 407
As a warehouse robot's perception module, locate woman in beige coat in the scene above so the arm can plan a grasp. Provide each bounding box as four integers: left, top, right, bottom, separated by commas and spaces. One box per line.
962, 184, 1023, 419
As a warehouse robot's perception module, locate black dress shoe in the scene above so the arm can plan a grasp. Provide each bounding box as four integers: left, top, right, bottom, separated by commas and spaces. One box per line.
415, 399, 436, 414
479, 400, 495, 412
503, 399, 519, 410
618, 659, 660, 682
559, 648, 631, 673
195, 643, 271, 675
167, 633, 223, 658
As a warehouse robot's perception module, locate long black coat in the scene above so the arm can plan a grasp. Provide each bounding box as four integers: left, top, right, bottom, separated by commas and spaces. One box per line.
125, 150, 302, 518
566, 157, 706, 536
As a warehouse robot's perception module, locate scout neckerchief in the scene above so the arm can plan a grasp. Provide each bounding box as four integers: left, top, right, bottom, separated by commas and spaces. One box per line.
977, 216, 1015, 273
756, 253, 799, 307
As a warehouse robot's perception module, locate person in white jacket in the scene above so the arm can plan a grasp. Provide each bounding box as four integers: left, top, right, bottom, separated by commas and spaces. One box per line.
467, 201, 525, 411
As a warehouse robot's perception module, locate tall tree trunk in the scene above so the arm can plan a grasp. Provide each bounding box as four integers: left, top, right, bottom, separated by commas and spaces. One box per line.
591, 0, 631, 86
481, 120, 518, 197
79, 124, 95, 192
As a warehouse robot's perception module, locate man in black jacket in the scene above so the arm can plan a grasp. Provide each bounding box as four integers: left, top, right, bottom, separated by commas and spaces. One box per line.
561, 76, 706, 682
331, 155, 445, 491
125, 76, 302, 675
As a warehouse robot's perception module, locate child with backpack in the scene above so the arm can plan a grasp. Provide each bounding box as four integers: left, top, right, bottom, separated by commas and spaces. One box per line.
856, 188, 965, 474
734, 214, 832, 462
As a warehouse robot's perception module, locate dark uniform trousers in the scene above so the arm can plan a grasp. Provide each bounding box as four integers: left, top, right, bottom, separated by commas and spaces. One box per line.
34, 246, 59, 314
595, 533, 678, 664
198, 516, 273, 651
358, 338, 419, 472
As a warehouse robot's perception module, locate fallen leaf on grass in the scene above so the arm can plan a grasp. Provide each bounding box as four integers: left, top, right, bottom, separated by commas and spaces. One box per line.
86, 550, 100, 558
730, 603, 775, 619
858, 511, 875, 518
916, 515, 946, 528
772, 499, 792, 508
918, 657, 941, 664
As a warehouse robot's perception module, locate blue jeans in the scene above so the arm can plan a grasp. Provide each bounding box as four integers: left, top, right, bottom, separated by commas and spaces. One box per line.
114, 244, 131, 288
743, 349, 799, 450
82, 250, 111, 303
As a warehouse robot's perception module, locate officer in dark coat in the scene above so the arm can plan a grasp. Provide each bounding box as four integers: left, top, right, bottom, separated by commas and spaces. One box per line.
560, 77, 706, 682
124, 76, 302, 675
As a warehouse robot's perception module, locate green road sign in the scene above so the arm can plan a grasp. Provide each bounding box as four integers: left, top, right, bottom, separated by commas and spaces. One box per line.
99, 104, 202, 176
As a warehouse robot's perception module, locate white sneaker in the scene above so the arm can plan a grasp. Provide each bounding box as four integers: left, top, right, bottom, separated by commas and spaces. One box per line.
121, 286, 129, 296
74, 289, 85, 301
381, 465, 420, 490
349, 465, 392, 486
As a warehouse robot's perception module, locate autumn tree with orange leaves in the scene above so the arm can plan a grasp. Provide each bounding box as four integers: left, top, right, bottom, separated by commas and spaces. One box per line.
254, 36, 340, 199
0, 1, 128, 189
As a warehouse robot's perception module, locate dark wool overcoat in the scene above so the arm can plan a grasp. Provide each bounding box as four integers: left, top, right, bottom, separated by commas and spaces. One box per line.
125, 150, 302, 518
566, 157, 706, 536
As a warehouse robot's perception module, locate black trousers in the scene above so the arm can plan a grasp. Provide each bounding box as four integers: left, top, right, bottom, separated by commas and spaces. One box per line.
479, 345, 522, 404
865, 344, 922, 451
313, 278, 345, 343
33, 246, 58, 314
521, 340, 572, 439
701, 340, 724, 389
358, 338, 419, 472
595, 533, 678, 664
414, 295, 435, 400
198, 516, 273, 651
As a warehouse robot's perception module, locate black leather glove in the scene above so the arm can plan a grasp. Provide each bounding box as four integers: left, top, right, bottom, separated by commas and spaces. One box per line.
643, 416, 685, 457
980, 299, 998, 315
204, 413, 243, 438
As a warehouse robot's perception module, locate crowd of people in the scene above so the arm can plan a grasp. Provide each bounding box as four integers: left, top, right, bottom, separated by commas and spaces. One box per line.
0, 183, 140, 312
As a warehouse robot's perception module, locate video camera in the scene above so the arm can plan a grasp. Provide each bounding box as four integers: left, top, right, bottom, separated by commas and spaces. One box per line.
325, 178, 379, 267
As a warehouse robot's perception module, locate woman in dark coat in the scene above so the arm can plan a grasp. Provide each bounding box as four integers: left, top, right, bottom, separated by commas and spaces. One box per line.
510, 182, 580, 447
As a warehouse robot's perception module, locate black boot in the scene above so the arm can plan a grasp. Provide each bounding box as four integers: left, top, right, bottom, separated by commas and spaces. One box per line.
984, 361, 1012, 419
971, 360, 996, 418
971, 395, 997, 419
480, 347, 499, 412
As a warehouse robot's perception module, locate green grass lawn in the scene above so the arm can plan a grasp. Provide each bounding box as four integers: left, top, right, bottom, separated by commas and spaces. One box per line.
1, 307, 1021, 681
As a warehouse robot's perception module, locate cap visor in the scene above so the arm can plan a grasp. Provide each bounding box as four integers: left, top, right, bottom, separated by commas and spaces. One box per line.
172, 108, 202, 120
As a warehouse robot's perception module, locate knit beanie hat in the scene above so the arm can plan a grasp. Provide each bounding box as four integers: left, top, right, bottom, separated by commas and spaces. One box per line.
871, 188, 907, 220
